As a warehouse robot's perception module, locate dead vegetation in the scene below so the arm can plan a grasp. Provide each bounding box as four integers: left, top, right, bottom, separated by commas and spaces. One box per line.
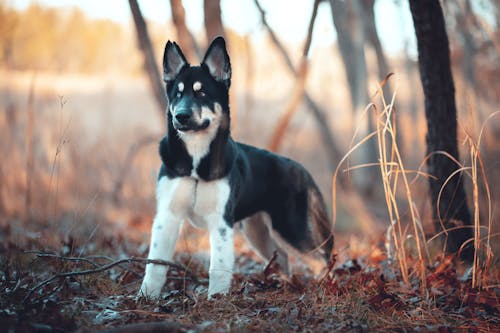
1, 217, 498, 332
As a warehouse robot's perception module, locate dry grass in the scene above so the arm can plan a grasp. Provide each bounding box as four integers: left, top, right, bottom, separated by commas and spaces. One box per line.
331, 75, 499, 296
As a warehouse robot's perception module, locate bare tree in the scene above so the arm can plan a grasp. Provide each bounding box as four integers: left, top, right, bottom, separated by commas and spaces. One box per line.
253, 0, 342, 171
361, 0, 402, 150
204, 0, 225, 43
409, 0, 473, 261
268, 0, 321, 153
129, 0, 167, 118
329, 0, 378, 197
253, 0, 379, 231
169, 0, 201, 62
329, 0, 369, 115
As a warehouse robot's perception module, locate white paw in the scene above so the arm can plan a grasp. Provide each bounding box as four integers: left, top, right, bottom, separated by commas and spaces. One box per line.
139, 278, 164, 299
207, 270, 232, 299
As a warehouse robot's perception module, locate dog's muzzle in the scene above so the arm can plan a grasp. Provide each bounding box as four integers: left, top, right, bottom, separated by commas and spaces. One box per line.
173, 109, 210, 132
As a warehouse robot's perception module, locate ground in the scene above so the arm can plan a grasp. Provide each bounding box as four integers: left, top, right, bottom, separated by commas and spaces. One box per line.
1, 217, 498, 333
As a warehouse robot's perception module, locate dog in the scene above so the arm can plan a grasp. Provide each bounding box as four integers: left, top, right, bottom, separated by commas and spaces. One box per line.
140, 36, 333, 299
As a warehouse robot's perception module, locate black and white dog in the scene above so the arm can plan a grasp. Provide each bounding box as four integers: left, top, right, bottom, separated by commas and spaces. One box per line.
140, 37, 333, 299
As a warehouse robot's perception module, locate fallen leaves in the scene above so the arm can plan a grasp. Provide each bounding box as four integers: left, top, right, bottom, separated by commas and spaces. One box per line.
0, 225, 499, 332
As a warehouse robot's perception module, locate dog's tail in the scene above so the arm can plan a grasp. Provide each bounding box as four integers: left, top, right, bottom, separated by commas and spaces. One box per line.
268, 184, 334, 263
306, 186, 334, 261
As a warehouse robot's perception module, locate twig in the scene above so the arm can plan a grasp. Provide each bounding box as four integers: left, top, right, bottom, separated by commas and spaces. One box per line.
23, 254, 195, 303
26, 250, 102, 267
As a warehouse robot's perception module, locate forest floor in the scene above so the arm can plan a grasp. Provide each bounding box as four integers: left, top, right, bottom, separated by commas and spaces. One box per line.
1, 217, 499, 333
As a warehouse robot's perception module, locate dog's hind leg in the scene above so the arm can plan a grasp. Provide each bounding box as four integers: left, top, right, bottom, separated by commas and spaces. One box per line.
241, 213, 290, 275
267, 187, 333, 264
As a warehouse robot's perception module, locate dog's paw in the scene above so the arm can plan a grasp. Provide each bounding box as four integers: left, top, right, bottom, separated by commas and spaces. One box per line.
207, 270, 231, 299
139, 280, 163, 300
207, 290, 229, 300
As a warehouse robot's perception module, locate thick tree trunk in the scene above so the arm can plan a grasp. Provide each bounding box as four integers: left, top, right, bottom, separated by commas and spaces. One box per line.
169, 0, 201, 62
129, 0, 167, 119
203, 0, 225, 43
409, 0, 473, 260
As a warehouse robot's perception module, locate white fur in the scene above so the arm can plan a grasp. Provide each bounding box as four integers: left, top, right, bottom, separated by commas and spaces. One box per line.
177, 82, 184, 92
140, 177, 194, 298
201, 179, 233, 298
140, 176, 234, 299
177, 103, 222, 178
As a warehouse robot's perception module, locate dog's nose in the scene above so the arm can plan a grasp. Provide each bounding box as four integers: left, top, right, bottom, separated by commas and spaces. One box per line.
175, 111, 191, 124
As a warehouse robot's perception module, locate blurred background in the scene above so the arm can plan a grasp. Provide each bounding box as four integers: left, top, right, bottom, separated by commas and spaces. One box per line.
0, 0, 498, 256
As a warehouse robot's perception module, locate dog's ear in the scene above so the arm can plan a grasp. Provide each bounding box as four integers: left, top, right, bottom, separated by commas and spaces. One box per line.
163, 41, 188, 82
202, 36, 231, 87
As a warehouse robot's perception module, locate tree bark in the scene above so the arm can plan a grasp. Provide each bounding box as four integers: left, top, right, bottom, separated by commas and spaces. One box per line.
362, 0, 403, 151
329, 0, 370, 115
169, 0, 201, 62
409, 0, 473, 260
329, 0, 379, 197
203, 0, 225, 43
129, 0, 167, 119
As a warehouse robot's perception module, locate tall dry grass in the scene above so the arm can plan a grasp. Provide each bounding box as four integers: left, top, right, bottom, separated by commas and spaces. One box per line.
332, 75, 497, 291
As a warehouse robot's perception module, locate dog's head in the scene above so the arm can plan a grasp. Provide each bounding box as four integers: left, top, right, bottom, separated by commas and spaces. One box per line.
163, 36, 231, 133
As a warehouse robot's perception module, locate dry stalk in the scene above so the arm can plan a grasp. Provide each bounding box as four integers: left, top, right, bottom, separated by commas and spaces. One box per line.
372, 76, 428, 290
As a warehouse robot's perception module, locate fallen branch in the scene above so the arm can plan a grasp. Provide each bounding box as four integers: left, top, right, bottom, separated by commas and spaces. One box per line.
23, 253, 196, 303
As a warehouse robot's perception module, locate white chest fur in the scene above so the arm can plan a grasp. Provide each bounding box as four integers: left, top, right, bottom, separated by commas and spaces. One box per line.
159, 176, 230, 229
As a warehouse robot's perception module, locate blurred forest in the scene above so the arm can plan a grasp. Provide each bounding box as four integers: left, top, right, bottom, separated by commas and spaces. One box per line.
1, 0, 498, 238
0, 0, 499, 331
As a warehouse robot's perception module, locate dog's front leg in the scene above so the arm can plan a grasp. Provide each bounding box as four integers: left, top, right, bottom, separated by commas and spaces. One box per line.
207, 218, 234, 299
140, 177, 193, 299
140, 211, 181, 299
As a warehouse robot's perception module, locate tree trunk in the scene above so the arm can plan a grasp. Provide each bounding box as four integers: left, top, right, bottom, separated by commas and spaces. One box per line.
329, 0, 379, 197
362, 0, 403, 151
329, 0, 369, 114
203, 0, 225, 43
169, 0, 201, 62
409, 0, 473, 261
129, 0, 167, 119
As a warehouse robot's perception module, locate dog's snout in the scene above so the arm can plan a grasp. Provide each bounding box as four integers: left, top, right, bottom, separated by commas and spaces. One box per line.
175, 111, 191, 124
